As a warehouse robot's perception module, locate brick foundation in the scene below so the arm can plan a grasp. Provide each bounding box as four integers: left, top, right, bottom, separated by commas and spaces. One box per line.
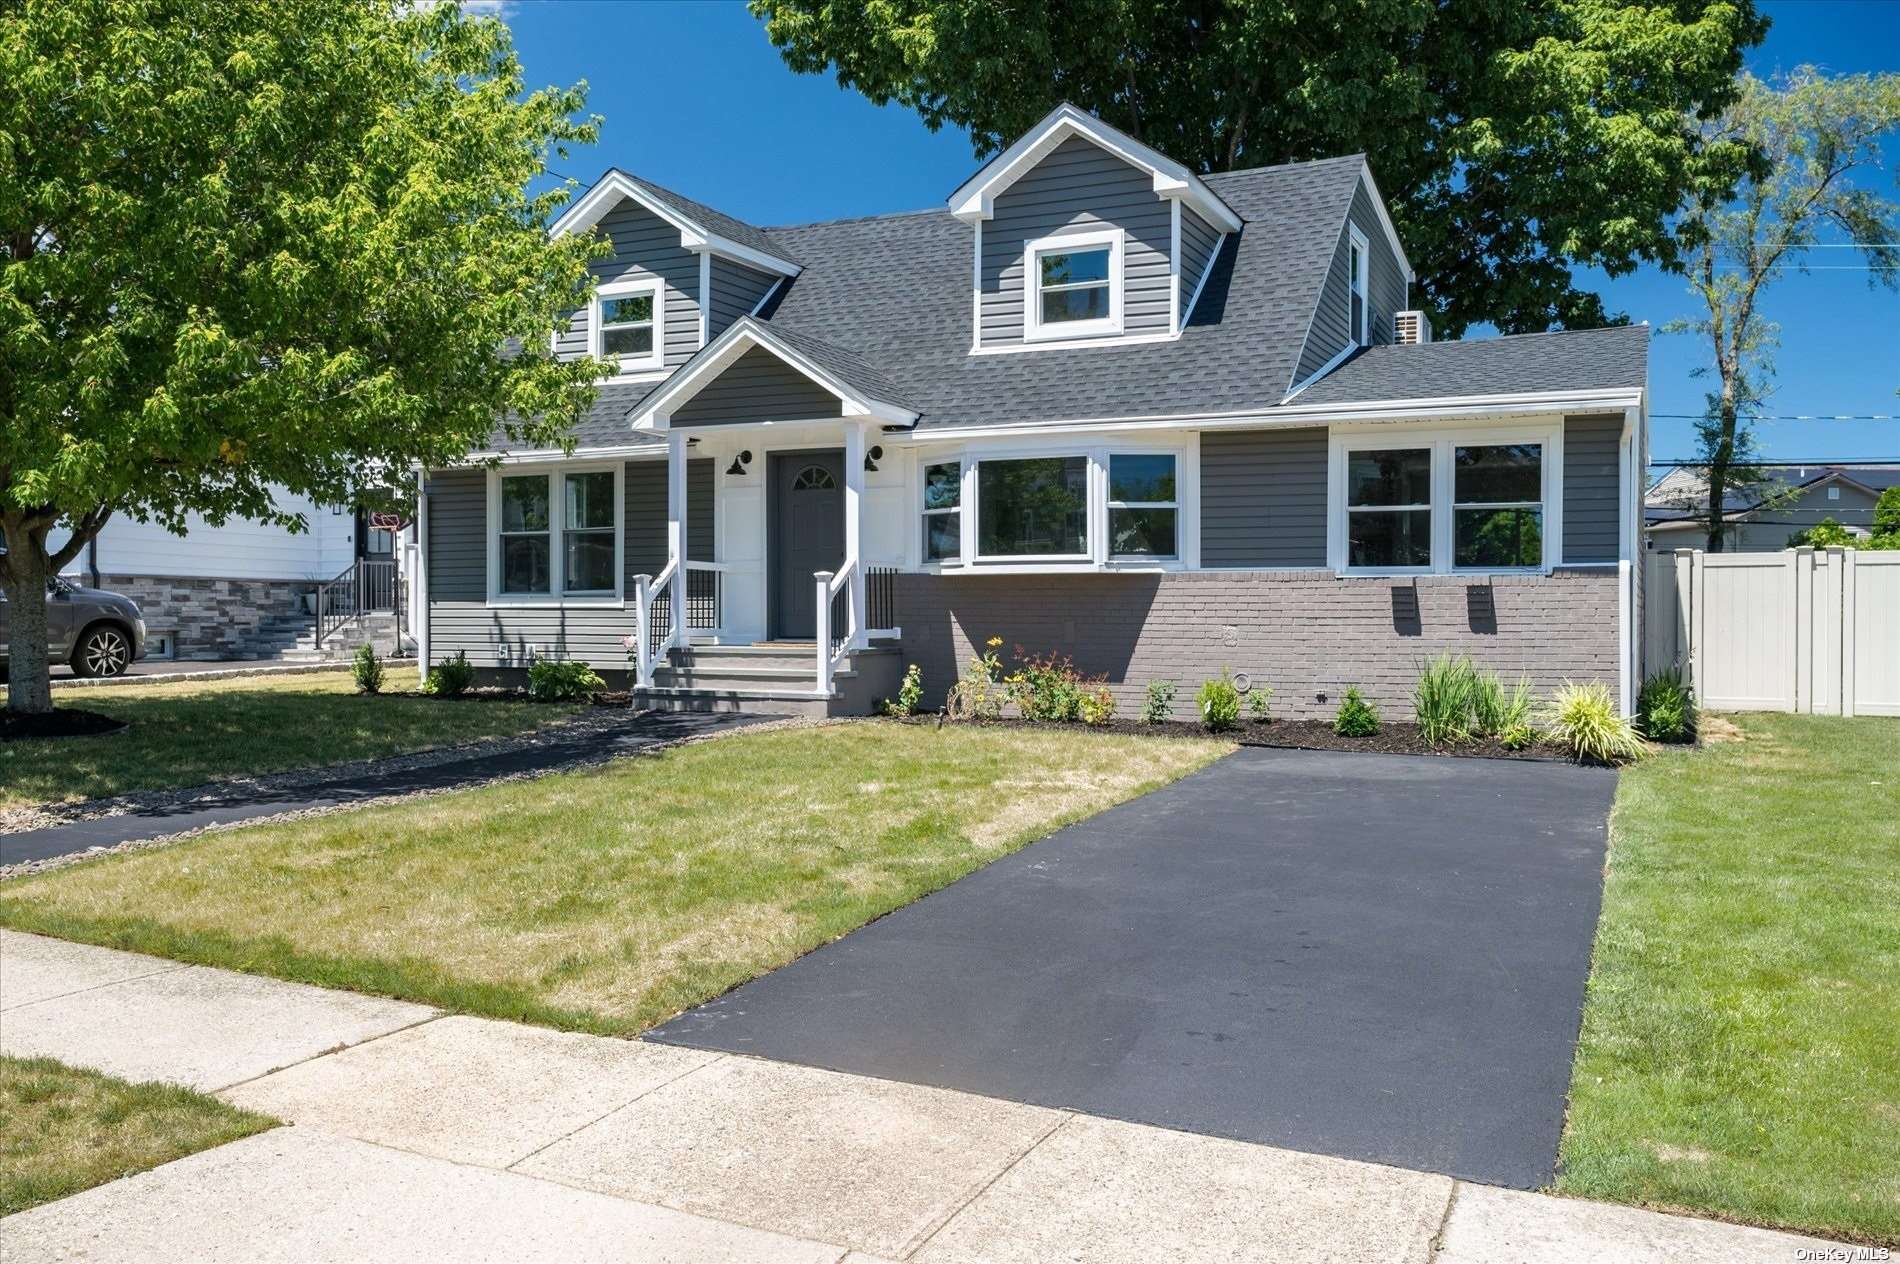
892, 569, 1621, 720
101, 574, 309, 660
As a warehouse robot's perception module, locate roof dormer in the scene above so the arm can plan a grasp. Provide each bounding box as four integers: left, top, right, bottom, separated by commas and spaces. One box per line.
951, 104, 1241, 355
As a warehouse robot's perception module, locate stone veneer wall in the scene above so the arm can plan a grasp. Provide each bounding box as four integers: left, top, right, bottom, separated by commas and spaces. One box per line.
100, 574, 309, 660
891, 570, 1621, 720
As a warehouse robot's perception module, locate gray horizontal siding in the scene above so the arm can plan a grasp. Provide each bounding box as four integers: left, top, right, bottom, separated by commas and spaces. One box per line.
979, 135, 1173, 346
1563, 414, 1623, 563
554, 197, 702, 367
425, 458, 713, 668
1199, 427, 1329, 567
708, 258, 779, 340
670, 345, 840, 427
1293, 178, 1409, 386
1178, 207, 1222, 324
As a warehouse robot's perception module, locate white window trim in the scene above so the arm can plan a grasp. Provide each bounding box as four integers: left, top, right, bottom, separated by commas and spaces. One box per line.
1023, 228, 1124, 343
1106, 452, 1181, 561
591, 277, 664, 376
1347, 224, 1370, 347
920, 459, 963, 563
1327, 422, 1564, 576
486, 461, 625, 607
908, 440, 1194, 572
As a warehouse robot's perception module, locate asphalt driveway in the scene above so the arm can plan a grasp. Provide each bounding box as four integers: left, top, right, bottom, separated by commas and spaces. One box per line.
650, 745, 1618, 1189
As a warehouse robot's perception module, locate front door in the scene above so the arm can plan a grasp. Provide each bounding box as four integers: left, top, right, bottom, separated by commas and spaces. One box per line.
771, 451, 845, 640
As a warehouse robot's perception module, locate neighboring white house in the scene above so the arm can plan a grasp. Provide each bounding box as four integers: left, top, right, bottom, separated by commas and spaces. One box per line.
50, 494, 400, 660
1646, 462, 1899, 552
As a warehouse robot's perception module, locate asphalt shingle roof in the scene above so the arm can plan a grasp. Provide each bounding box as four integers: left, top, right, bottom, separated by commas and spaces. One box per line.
734, 318, 921, 413
1289, 324, 1651, 406
1646, 462, 1900, 522
750, 154, 1367, 431
613, 170, 796, 266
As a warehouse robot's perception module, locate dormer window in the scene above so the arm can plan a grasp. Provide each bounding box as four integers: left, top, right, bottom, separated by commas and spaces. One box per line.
1348, 225, 1370, 346
1025, 229, 1123, 342
592, 278, 663, 375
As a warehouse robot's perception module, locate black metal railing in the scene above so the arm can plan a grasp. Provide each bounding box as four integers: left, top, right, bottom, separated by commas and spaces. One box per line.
866, 565, 897, 632
646, 566, 722, 656
314, 559, 398, 651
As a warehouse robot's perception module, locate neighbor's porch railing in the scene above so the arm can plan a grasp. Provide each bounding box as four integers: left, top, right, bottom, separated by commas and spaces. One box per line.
631, 560, 726, 686
314, 559, 398, 651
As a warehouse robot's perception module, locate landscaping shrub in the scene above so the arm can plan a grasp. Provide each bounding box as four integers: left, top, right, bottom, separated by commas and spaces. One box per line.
1247, 684, 1273, 724
945, 638, 1005, 721
527, 657, 605, 702
423, 650, 475, 698
1142, 679, 1176, 725
351, 643, 383, 695
1412, 653, 1477, 744
1007, 649, 1090, 722
881, 664, 924, 717
1545, 682, 1645, 765
1333, 687, 1379, 737
1197, 672, 1241, 733
1471, 669, 1535, 746
1078, 686, 1116, 727
1635, 668, 1696, 743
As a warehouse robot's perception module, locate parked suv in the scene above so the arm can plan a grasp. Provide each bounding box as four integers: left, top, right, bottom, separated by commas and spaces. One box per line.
0, 575, 146, 677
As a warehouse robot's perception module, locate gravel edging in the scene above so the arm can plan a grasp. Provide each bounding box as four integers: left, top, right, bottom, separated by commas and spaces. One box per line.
0, 711, 825, 881
50, 663, 374, 689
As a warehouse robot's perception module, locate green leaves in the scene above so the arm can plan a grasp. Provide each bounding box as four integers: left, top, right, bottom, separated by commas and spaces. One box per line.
751, 0, 1766, 337
1, 0, 609, 539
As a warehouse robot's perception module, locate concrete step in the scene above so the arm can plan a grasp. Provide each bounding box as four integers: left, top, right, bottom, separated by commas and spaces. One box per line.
630, 687, 836, 719
668, 643, 900, 674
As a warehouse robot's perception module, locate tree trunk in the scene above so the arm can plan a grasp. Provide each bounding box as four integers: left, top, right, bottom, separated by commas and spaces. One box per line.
1704, 389, 1739, 555
2, 531, 54, 715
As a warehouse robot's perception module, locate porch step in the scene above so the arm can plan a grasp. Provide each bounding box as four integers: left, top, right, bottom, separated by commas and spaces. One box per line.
629, 686, 838, 719
637, 643, 907, 717
666, 643, 901, 674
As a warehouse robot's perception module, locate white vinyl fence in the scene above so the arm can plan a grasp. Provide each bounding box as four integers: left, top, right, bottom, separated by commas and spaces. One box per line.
1644, 547, 1900, 715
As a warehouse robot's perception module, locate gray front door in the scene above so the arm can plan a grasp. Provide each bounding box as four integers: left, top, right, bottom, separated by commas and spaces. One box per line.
771, 451, 845, 640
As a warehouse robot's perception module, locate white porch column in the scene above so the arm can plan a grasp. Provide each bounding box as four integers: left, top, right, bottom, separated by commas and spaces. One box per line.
842, 420, 867, 649
667, 429, 688, 650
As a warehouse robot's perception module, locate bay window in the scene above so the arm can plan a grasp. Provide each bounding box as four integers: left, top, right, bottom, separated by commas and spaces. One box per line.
1334, 428, 1556, 574
978, 457, 1088, 557
490, 464, 623, 603
1108, 454, 1178, 558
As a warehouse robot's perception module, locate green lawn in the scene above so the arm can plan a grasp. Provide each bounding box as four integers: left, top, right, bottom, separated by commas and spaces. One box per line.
0, 722, 1228, 1035
0, 1055, 274, 1217
1, 672, 581, 810
1561, 713, 1900, 1245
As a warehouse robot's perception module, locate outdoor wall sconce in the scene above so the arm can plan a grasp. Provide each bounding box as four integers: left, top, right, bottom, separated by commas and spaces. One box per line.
864, 444, 884, 472
726, 449, 753, 477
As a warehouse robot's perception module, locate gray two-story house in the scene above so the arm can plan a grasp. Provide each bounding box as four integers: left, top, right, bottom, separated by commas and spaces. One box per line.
418, 103, 1649, 717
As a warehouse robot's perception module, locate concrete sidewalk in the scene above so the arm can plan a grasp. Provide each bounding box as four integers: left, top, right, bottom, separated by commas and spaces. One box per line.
0, 931, 1843, 1263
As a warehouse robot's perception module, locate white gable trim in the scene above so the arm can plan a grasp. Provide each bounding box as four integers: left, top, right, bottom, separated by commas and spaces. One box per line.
948, 103, 1242, 234
628, 317, 918, 431
551, 171, 801, 278
1356, 164, 1414, 283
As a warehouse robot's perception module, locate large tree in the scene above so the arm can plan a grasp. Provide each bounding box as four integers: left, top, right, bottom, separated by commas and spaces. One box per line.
1669, 68, 1900, 551
1, 0, 607, 713
750, 0, 1767, 337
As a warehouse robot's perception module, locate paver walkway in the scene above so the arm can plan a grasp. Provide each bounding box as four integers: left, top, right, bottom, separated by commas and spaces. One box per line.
0, 710, 768, 867
0, 930, 1844, 1262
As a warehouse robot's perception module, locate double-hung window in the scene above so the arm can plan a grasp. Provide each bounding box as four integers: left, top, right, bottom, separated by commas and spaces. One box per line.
592, 279, 662, 374
1335, 430, 1554, 573
492, 465, 623, 602
921, 461, 962, 562
1453, 444, 1543, 569
1108, 454, 1178, 558
1345, 448, 1432, 569
1347, 225, 1370, 346
1024, 229, 1123, 341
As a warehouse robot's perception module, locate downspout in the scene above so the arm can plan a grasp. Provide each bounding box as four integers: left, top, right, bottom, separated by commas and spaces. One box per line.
416, 473, 431, 683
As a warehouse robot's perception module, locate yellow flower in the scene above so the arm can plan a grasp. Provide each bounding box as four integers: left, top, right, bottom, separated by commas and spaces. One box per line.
986, 636, 1003, 647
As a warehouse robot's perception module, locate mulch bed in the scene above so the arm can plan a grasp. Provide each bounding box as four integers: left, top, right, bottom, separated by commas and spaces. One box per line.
885, 714, 1574, 763
1, 708, 130, 742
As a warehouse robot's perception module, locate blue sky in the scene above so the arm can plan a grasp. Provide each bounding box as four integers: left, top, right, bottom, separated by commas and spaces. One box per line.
500, 0, 1898, 464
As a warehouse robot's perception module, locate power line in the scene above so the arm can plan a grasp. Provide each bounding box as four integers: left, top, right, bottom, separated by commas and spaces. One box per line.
1650, 413, 1896, 421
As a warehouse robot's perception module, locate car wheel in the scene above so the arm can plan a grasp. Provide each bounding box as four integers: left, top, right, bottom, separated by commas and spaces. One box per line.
73, 625, 133, 678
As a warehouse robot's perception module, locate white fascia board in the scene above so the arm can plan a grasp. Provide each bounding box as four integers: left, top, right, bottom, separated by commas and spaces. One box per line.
1356, 164, 1414, 282
627, 317, 918, 431
948, 104, 1242, 233
456, 444, 668, 465
550, 171, 800, 278
889, 387, 1646, 443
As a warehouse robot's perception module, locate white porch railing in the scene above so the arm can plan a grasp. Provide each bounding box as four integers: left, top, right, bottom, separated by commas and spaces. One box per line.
631, 560, 727, 688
